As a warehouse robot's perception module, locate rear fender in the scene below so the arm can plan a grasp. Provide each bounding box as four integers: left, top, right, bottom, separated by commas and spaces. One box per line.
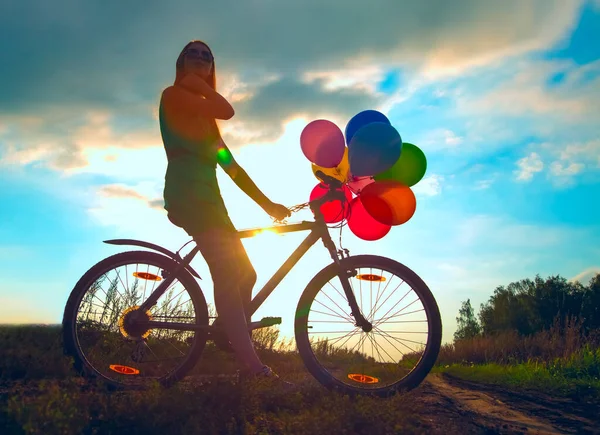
103, 239, 202, 280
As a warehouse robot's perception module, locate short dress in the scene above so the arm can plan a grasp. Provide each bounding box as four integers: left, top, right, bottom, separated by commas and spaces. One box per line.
159, 91, 236, 237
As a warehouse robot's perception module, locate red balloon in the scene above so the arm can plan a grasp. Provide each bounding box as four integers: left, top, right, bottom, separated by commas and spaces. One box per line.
359, 180, 416, 226
347, 197, 391, 241
309, 183, 352, 223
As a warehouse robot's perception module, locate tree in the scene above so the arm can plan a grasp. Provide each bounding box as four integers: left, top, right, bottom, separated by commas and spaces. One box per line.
454, 299, 481, 342
477, 274, 598, 336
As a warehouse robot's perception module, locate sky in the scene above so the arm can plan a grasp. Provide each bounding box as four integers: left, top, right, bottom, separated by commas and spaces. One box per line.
0, 0, 599, 345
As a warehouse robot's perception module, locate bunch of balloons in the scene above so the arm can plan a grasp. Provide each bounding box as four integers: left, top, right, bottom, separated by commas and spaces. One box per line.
300, 110, 428, 241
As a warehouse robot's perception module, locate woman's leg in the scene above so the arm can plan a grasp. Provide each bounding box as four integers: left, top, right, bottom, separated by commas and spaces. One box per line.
236, 251, 258, 320
194, 228, 263, 374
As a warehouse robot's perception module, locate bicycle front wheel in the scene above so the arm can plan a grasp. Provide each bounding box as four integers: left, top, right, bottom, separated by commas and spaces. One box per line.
63, 250, 209, 390
295, 255, 442, 397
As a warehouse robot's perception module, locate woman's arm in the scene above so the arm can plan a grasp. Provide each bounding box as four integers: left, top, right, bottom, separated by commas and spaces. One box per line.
164, 74, 235, 120
217, 141, 272, 210
217, 141, 291, 220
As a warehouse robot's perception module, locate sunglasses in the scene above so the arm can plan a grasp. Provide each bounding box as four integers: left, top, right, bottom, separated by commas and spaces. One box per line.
184, 48, 214, 63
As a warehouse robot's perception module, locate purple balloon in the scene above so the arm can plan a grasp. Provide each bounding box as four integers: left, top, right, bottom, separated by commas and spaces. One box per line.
300, 120, 345, 168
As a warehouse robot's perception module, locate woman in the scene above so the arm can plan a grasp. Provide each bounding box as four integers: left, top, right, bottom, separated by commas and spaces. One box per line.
159, 40, 291, 382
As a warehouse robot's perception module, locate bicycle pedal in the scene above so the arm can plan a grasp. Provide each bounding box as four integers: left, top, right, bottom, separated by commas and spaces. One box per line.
248, 316, 282, 330
259, 316, 282, 327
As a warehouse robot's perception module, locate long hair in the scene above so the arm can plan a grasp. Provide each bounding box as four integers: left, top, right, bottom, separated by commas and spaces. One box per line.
174, 40, 223, 142
174, 39, 216, 90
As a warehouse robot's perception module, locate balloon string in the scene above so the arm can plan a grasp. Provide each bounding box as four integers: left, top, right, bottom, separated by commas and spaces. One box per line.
279, 197, 352, 256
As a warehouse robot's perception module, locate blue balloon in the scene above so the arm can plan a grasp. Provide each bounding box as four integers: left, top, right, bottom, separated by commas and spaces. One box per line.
345, 110, 391, 145
348, 122, 402, 177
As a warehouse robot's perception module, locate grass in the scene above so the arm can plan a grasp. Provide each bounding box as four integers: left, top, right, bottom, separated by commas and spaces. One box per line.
442, 357, 600, 403
0, 324, 439, 435
6, 321, 599, 433
434, 319, 600, 403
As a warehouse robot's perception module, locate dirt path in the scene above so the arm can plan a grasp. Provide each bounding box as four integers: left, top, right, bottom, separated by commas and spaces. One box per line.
2, 372, 598, 434
426, 373, 599, 434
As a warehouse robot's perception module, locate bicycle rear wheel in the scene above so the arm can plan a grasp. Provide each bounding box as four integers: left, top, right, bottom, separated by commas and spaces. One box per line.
295, 255, 441, 397
62, 250, 209, 390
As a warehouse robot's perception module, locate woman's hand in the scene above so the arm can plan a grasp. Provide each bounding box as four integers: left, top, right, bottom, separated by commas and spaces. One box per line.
263, 202, 291, 221
173, 73, 235, 120
180, 73, 209, 94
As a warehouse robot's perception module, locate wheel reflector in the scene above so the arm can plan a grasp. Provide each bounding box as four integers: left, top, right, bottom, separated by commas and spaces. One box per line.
356, 274, 385, 282
109, 364, 140, 375
133, 272, 162, 281
348, 373, 379, 383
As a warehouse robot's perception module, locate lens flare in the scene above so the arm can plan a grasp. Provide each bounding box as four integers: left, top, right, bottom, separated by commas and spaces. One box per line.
216, 145, 233, 166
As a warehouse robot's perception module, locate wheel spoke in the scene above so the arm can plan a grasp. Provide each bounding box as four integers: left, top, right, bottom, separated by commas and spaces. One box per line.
315, 289, 355, 323
367, 270, 392, 320
375, 307, 425, 326
311, 299, 354, 323
67, 252, 208, 389
372, 287, 413, 326
299, 257, 441, 396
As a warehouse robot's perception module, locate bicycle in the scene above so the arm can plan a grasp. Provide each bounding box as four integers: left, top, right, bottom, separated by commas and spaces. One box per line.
62, 171, 442, 397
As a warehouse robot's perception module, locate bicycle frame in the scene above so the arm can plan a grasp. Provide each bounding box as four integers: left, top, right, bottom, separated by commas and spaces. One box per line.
131, 199, 371, 333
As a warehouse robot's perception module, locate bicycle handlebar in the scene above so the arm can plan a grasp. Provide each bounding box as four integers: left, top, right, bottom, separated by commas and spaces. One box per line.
284, 171, 346, 220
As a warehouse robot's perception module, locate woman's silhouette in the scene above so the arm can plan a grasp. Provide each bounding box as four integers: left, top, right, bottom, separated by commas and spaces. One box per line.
159, 40, 291, 381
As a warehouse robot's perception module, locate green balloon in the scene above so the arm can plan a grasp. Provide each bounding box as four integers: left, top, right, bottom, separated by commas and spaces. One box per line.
375, 142, 427, 186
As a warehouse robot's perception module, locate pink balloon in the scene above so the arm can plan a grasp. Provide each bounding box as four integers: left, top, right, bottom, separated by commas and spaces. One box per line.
300, 120, 345, 168
348, 174, 374, 195
309, 183, 352, 223
347, 197, 391, 241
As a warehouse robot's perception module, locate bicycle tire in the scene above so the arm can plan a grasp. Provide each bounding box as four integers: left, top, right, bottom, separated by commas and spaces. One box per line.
62, 250, 209, 390
294, 254, 442, 397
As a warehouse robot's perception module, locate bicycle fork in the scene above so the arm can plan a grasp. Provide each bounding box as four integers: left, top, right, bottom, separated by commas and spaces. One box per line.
321, 225, 372, 333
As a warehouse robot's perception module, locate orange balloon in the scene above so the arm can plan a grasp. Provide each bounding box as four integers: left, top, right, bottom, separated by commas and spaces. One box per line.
359, 180, 416, 226
311, 147, 350, 183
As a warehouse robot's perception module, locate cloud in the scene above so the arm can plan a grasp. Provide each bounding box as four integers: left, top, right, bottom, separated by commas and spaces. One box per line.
442, 57, 600, 166
514, 152, 544, 181
547, 139, 600, 180
96, 183, 164, 210
412, 175, 443, 197
570, 266, 600, 285
457, 59, 592, 119
418, 129, 464, 151
549, 161, 585, 177
1, 0, 582, 107
0, 108, 163, 174
1, 0, 594, 192
474, 178, 495, 190
0, 0, 583, 147
303, 66, 386, 94
98, 184, 149, 201
87, 187, 170, 241
226, 75, 379, 142
508, 139, 599, 186
558, 140, 600, 165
